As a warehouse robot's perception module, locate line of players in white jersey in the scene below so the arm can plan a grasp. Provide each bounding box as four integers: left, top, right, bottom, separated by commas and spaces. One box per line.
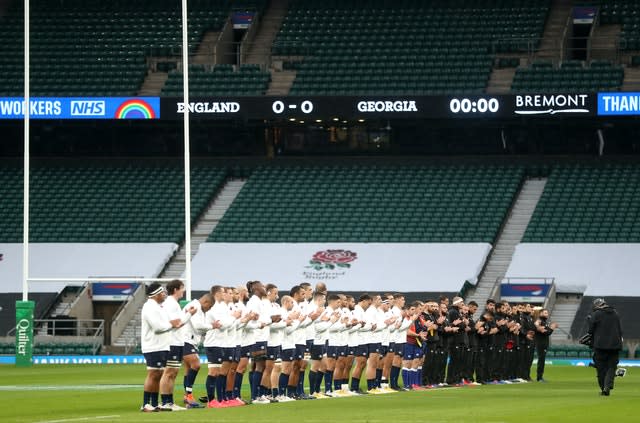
140, 279, 460, 411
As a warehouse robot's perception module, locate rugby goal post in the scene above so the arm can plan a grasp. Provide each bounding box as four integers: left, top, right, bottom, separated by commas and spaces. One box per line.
17, 0, 194, 366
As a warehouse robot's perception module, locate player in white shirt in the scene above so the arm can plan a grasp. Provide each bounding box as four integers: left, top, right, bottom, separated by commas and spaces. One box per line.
341, 295, 360, 394
255, 284, 283, 404
158, 280, 195, 411
277, 295, 302, 401
245, 282, 273, 402
225, 286, 254, 404
180, 293, 213, 407
323, 294, 348, 396
288, 285, 316, 400
377, 295, 399, 392
349, 294, 374, 394
308, 291, 332, 397
139, 282, 192, 412
390, 294, 412, 390
203, 285, 242, 408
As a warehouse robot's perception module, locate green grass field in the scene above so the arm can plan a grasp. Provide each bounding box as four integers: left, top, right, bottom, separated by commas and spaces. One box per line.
0, 365, 636, 423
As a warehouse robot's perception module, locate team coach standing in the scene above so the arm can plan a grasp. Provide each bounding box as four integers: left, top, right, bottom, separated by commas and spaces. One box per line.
587, 298, 623, 396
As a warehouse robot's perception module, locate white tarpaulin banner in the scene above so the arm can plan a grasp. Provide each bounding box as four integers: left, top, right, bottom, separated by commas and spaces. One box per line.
0, 243, 178, 293
191, 243, 492, 293
505, 243, 640, 296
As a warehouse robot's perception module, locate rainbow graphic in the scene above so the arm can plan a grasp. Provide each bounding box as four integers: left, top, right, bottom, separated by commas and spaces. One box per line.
114, 99, 157, 119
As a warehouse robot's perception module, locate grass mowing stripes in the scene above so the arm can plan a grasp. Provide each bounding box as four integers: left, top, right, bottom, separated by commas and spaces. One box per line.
0, 365, 636, 423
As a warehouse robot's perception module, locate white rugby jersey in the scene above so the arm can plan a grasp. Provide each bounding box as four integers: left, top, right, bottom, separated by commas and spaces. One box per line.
203, 301, 236, 348
345, 308, 361, 348
243, 294, 263, 345
313, 305, 336, 344
267, 302, 286, 347
255, 298, 273, 343
282, 308, 302, 350
327, 307, 347, 347
231, 301, 248, 347
365, 305, 384, 344
389, 305, 402, 343
303, 299, 318, 342
140, 298, 173, 353
352, 304, 371, 346
183, 299, 209, 346
381, 308, 396, 347
291, 300, 312, 346
163, 295, 192, 347
396, 316, 413, 344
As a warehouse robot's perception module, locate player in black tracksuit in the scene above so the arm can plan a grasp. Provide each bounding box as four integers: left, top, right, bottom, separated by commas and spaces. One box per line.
504, 307, 520, 381
534, 308, 556, 382
518, 304, 536, 381
475, 309, 497, 383
463, 302, 478, 383
446, 298, 467, 385
492, 303, 510, 381
434, 303, 450, 384
587, 298, 623, 396
421, 302, 440, 386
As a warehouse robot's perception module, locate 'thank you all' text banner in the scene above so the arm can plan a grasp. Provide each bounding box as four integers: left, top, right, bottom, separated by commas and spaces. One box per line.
190, 243, 492, 293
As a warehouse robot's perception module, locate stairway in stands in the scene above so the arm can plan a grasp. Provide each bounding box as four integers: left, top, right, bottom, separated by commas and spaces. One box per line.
466, 178, 547, 311
537, 0, 573, 61
244, 0, 289, 66
112, 178, 246, 349
550, 294, 582, 344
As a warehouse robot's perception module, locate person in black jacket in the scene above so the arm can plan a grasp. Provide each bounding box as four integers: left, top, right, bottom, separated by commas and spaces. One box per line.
587, 298, 623, 396
518, 304, 536, 381
445, 297, 467, 385
534, 308, 558, 382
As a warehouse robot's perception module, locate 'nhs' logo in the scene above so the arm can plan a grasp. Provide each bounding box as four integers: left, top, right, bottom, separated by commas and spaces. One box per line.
70, 100, 106, 116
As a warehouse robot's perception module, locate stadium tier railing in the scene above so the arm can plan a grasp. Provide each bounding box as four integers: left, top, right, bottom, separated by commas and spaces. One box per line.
6, 318, 104, 355
492, 35, 623, 65
110, 283, 145, 348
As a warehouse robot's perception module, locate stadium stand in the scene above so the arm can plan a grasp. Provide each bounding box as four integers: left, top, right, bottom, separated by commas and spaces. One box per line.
511, 60, 624, 93
599, 0, 640, 51
274, 0, 550, 95
209, 164, 524, 243
0, 161, 227, 243
506, 164, 640, 297
0, 0, 231, 96
161, 64, 271, 96
524, 165, 640, 243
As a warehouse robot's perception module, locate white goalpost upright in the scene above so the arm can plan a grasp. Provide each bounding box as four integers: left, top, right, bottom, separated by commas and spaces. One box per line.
22, 0, 30, 302
181, 0, 193, 301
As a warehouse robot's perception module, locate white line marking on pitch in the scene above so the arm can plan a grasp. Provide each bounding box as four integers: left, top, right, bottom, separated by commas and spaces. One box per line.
34, 415, 120, 423
0, 384, 140, 391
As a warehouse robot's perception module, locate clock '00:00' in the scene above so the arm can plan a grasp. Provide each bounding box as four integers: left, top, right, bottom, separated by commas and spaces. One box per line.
450, 98, 500, 113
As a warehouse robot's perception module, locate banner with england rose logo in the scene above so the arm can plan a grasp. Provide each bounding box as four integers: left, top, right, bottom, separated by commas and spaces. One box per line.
190, 243, 492, 292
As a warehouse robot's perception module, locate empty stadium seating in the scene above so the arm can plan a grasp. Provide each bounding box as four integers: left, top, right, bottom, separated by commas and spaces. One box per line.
209, 165, 524, 243
599, 0, 640, 51
511, 60, 624, 92
524, 165, 640, 242
0, 0, 231, 96
161, 64, 271, 96
274, 0, 550, 95
0, 161, 227, 243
